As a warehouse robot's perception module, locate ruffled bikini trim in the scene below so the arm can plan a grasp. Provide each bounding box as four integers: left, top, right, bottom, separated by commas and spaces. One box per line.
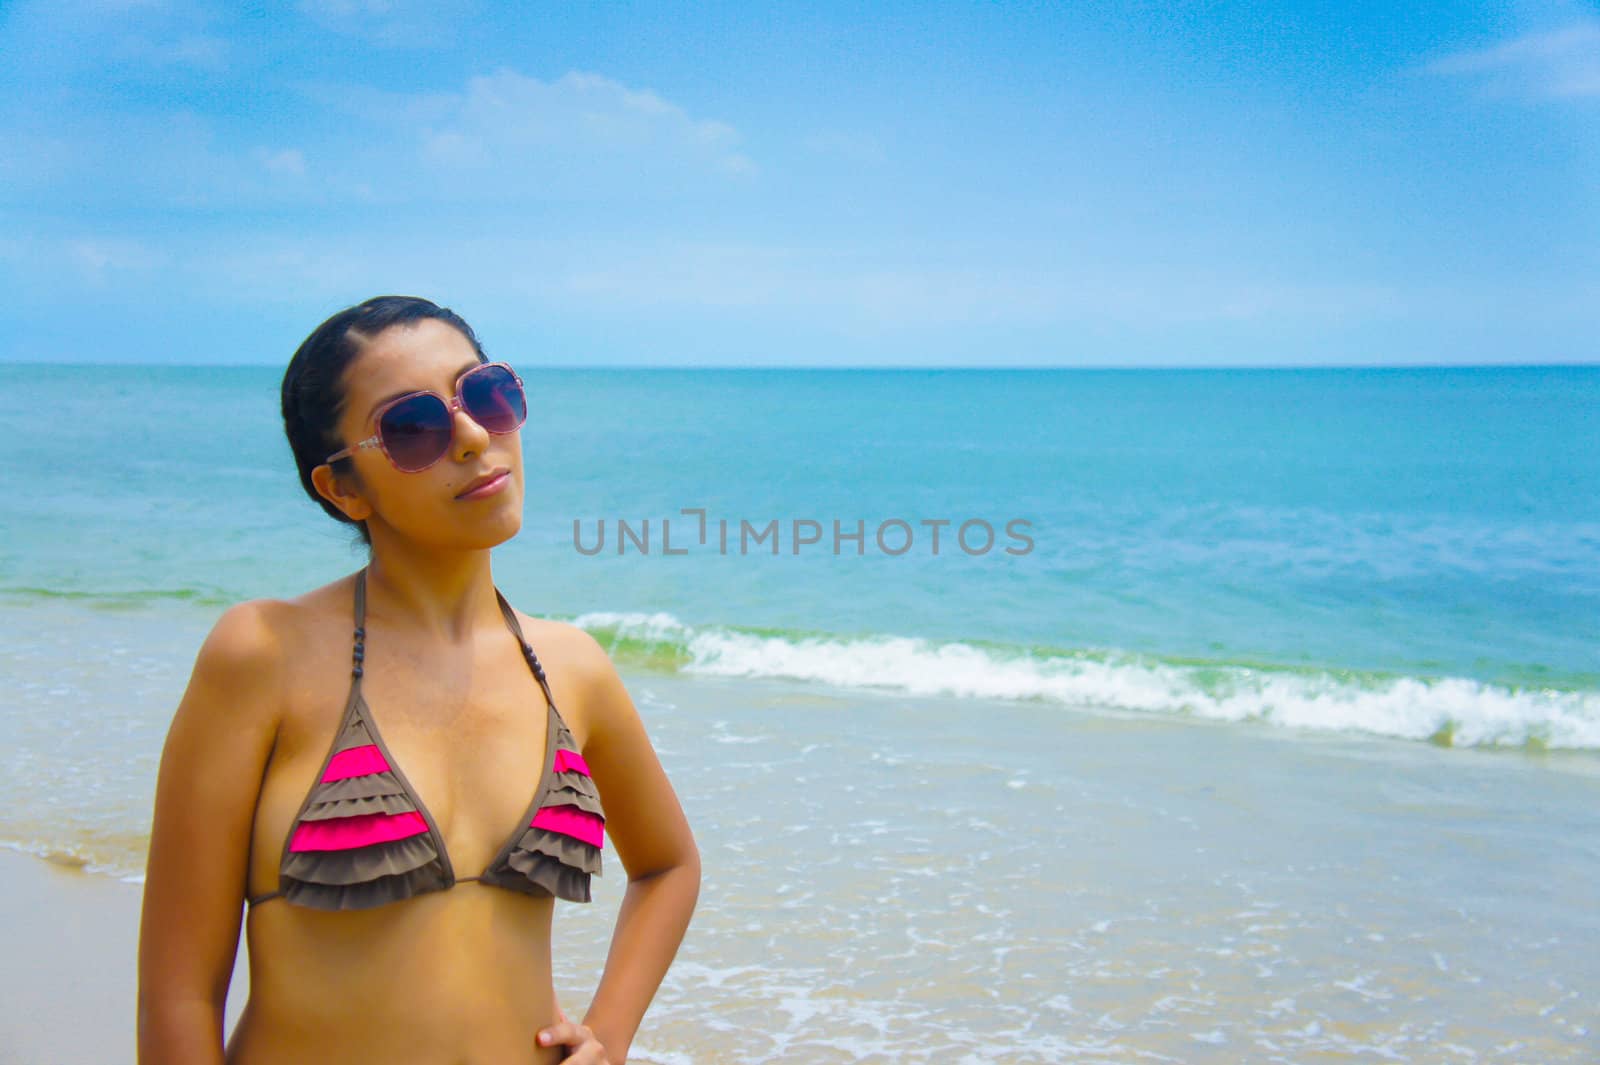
481, 712, 606, 903
274, 700, 450, 910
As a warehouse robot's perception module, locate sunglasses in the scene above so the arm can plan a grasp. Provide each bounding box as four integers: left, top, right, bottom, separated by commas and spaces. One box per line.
324, 361, 528, 473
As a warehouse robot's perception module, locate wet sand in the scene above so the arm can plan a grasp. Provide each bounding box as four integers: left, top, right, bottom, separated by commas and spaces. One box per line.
4, 671, 1598, 1063
0, 848, 248, 1065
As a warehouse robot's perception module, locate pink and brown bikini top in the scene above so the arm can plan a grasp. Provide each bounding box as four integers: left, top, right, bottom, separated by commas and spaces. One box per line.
247, 568, 606, 912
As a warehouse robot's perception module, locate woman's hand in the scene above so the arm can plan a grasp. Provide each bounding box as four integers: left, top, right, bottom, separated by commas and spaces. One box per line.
538, 1004, 612, 1064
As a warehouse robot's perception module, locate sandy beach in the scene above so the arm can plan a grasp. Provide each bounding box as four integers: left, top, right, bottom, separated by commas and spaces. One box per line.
0, 848, 247, 1065
4, 670, 1598, 1063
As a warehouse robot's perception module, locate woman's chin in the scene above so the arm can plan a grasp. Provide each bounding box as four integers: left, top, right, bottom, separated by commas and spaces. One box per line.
470, 512, 524, 549
428, 508, 525, 550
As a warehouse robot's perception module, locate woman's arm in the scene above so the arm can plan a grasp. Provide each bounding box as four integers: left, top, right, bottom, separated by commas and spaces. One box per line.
137, 601, 285, 1065
558, 632, 701, 1065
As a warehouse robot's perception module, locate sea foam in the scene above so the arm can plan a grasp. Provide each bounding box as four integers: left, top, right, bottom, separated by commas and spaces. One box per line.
574, 610, 1600, 751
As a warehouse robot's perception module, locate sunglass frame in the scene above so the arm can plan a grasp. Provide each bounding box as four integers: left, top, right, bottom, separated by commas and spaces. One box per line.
323, 361, 526, 472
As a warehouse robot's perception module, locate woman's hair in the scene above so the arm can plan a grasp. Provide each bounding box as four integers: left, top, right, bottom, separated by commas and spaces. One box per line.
280, 295, 488, 547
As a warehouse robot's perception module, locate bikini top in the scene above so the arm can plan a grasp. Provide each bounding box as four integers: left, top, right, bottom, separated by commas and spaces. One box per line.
247, 568, 606, 912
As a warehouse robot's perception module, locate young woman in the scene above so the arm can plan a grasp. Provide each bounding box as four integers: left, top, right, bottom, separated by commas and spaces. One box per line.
137, 296, 700, 1064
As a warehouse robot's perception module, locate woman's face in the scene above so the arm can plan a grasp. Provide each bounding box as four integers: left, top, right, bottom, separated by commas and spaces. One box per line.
326, 318, 525, 551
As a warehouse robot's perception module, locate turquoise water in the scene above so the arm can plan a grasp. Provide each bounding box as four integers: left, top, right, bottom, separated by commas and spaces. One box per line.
3, 362, 1598, 1061
3, 363, 1597, 750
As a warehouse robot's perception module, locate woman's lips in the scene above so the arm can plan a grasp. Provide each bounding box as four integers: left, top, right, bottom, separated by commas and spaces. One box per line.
455, 471, 510, 500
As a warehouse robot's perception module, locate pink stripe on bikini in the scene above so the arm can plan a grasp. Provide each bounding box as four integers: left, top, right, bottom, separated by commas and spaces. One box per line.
531, 805, 605, 848
553, 749, 591, 776
289, 811, 428, 852
321, 744, 391, 782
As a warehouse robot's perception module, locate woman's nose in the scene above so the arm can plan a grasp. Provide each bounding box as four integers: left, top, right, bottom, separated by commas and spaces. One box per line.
449, 398, 492, 457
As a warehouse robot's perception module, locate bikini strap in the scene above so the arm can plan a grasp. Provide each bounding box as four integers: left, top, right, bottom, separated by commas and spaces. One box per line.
351, 567, 368, 681
494, 589, 557, 712
251, 568, 370, 911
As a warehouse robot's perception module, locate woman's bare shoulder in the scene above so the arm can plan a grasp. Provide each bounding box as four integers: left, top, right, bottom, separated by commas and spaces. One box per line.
192, 574, 357, 690
511, 612, 611, 673
505, 612, 624, 733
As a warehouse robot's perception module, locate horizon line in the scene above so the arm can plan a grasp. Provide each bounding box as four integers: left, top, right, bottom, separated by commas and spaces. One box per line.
2, 358, 1597, 372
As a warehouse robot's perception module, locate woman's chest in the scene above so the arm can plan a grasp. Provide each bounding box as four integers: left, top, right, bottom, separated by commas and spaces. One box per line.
252, 650, 556, 885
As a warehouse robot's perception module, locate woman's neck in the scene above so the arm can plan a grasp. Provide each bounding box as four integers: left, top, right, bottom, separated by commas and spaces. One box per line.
366, 540, 502, 639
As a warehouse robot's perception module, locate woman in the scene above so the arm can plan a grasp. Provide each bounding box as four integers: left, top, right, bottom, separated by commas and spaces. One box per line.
137, 296, 700, 1064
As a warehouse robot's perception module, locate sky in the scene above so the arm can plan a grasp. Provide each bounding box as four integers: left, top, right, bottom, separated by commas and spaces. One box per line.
1, 0, 1596, 367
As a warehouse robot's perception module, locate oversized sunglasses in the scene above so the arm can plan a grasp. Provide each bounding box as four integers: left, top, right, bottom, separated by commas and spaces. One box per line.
324, 361, 527, 473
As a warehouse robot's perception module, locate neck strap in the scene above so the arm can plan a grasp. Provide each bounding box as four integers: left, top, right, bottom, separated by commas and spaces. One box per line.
350, 569, 367, 680
349, 567, 554, 710
496, 589, 558, 711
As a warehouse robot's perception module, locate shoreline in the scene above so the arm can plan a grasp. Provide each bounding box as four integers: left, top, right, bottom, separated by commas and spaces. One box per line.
5, 668, 1598, 1062
1, 848, 250, 1065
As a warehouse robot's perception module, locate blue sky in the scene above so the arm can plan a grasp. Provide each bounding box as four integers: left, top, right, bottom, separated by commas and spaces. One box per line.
1, 1, 1596, 366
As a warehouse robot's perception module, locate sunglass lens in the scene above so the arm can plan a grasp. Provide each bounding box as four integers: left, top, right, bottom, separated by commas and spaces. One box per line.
462, 365, 527, 434
380, 393, 453, 472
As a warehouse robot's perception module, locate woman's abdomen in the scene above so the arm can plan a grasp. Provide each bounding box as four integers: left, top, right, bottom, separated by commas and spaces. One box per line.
229, 888, 564, 1064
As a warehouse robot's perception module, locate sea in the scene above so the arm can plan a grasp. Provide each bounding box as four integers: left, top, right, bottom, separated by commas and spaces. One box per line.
1, 362, 1597, 1062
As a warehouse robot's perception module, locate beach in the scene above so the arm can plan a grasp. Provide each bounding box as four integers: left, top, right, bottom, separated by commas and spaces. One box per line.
2, 363, 1597, 1062
0, 848, 247, 1065
4, 670, 1597, 1063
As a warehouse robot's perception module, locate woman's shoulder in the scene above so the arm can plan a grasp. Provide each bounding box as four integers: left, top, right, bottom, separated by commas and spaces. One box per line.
505, 610, 614, 677
196, 575, 356, 680
501, 610, 628, 738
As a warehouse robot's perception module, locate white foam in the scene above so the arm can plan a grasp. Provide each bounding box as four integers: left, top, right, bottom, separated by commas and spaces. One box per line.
571, 609, 693, 642
575, 611, 1600, 750
0, 838, 145, 882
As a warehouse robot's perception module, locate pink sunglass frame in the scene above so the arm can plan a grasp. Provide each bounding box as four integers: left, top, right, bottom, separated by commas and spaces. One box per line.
323, 361, 526, 472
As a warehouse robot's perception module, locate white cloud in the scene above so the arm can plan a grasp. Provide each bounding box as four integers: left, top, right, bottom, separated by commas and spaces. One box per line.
555, 245, 1403, 328
802, 130, 887, 165
253, 147, 308, 177
6, 64, 758, 211
124, 33, 229, 70
7, 109, 329, 211
64, 238, 169, 283
296, 0, 465, 48
69, 0, 234, 70
1425, 21, 1600, 99
301, 67, 756, 199
431, 69, 753, 172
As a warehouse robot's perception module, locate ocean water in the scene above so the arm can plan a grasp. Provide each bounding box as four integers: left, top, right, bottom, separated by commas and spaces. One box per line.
2, 362, 1597, 1061
5, 364, 1597, 742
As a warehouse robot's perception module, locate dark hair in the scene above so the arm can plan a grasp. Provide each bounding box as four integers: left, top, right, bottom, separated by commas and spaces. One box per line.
280, 295, 488, 548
